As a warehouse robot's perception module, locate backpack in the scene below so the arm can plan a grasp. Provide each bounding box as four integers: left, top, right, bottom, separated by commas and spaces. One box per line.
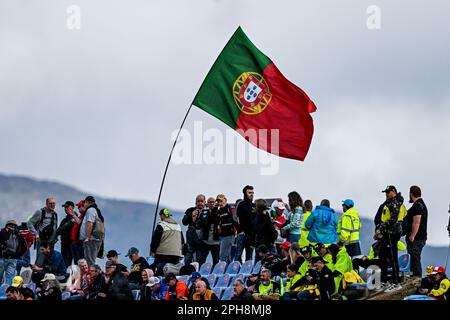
37, 209, 57, 241
92, 215, 105, 241
1, 231, 19, 257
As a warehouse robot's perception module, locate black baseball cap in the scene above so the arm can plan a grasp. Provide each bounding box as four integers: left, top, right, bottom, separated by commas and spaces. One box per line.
382, 185, 397, 193
62, 201, 75, 208
300, 246, 312, 255
106, 250, 120, 258
85, 195, 96, 203
313, 243, 325, 253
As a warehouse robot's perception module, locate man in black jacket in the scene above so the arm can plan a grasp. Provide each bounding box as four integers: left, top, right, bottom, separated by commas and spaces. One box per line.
231, 278, 255, 300
234, 185, 255, 263
215, 194, 236, 264
56, 201, 77, 267
252, 199, 278, 261
0, 220, 27, 285
197, 197, 220, 266
182, 194, 207, 265
311, 256, 335, 301
100, 260, 133, 300
87, 264, 106, 300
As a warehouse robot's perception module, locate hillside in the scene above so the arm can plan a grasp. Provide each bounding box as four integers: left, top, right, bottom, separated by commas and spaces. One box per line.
0, 173, 447, 270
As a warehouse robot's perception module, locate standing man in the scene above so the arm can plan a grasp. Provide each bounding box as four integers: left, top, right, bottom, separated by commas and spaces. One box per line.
71, 200, 86, 265
338, 199, 362, 257
198, 197, 220, 266
79, 196, 105, 266
405, 185, 428, 278
150, 208, 183, 275
215, 194, 236, 264
56, 201, 77, 267
235, 185, 255, 263
305, 199, 338, 245
27, 197, 58, 262
182, 194, 207, 264
374, 185, 407, 292
0, 220, 27, 285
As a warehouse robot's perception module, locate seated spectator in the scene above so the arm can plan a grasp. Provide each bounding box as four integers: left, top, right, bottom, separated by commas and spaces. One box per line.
256, 245, 283, 277
164, 273, 189, 300
87, 264, 106, 300
18, 287, 35, 300
192, 279, 219, 300
148, 276, 168, 300
6, 286, 20, 300
126, 247, 150, 290
106, 250, 129, 276
11, 276, 25, 289
187, 272, 202, 300
101, 260, 133, 300
415, 266, 436, 295
310, 256, 335, 301
276, 241, 292, 277
328, 243, 353, 293
427, 266, 449, 301
313, 243, 333, 265
36, 273, 62, 301
68, 258, 91, 299
288, 242, 305, 270
296, 269, 320, 300
231, 278, 254, 300
140, 268, 154, 300
298, 246, 313, 278
281, 264, 303, 300
31, 241, 68, 285
252, 269, 281, 300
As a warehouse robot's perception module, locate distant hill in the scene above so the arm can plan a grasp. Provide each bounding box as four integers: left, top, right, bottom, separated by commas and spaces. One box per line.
0, 173, 447, 270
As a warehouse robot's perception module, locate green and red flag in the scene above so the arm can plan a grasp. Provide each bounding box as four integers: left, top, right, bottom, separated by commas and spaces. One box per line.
193, 27, 316, 161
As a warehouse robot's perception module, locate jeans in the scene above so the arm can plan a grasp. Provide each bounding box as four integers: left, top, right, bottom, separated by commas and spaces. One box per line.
407, 239, 426, 277
297, 290, 317, 300
61, 241, 74, 268
219, 235, 234, 264
83, 240, 102, 266
16, 250, 31, 275
287, 233, 300, 244
345, 242, 362, 258
234, 233, 253, 263
197, 243, 220, 266
0, 258, 17, 285
379, 234, 400, 284
72, 242, 85, 265
184, 245, 195, 265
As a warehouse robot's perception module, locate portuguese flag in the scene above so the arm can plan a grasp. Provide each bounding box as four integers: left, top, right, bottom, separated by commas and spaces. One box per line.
193, 27, 316, 161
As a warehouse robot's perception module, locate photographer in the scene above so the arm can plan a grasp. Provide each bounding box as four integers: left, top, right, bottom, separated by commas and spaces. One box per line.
0, 220, 27, 285
197, 197, 220, 265
27, 197, 58, 264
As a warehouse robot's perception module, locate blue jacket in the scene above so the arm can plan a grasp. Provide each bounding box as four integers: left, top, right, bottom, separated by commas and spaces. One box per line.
150, 283, 168, 300
40, 250, 67, 276
305, 206, 338, 244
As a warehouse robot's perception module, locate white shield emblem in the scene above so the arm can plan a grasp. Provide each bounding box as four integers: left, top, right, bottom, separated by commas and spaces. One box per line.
244, 81, 262, 103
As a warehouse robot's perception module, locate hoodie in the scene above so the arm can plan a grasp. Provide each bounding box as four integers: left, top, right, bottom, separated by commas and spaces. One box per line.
236, 193, 255, 235
305, 206, 338, 244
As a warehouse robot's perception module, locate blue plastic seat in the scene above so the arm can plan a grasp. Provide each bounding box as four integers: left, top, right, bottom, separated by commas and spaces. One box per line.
212, 287, 223, 299
225, 261, 241, 275
61, 292, 71, 300
0, 284, 9, 300
221, 287, 234, 300
399, 254, 411, 273
241, 260, 253, 275
230, 274, 244, 285
206, 274, 217, 288
131, 289, 141, 300
176, 275, 189, 283
199, 262, 213, 276
146, 256, 155, 265
212, 261, 227, 276
404, 295, 436, 301
252, 260, 261, 274
27, 283, 36, 293
215, 274, 231, 288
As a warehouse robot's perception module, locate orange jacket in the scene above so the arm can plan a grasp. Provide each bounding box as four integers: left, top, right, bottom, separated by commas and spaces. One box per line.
165, 281, 189, 300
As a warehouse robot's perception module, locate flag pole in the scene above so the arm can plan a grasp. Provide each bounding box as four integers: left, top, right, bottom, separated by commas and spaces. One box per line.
150, 103, 194, 254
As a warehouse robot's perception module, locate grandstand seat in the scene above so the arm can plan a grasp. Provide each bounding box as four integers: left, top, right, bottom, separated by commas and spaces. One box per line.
230, 274, 244, 285
399, 254, 411, 274
206, 274, 217, 288
20, 268, 32, 285
240, 260, 253, 275
215, 274, 231, 288
199, 262, 213, 276
61, 291, 71, 300
0, 284, 8, 300
212, 287, 223, 299
404, 295, 436, 301
221, 287, 234, 300
177, 275, 189, 283
212, 261, 227, 276
132, 289, 141, 301
146, 256, 155, 265
225, 261, 241, 275
252, 260, 261, 274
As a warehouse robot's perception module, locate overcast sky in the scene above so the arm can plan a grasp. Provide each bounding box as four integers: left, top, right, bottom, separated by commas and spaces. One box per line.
1, 0, 449, 246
